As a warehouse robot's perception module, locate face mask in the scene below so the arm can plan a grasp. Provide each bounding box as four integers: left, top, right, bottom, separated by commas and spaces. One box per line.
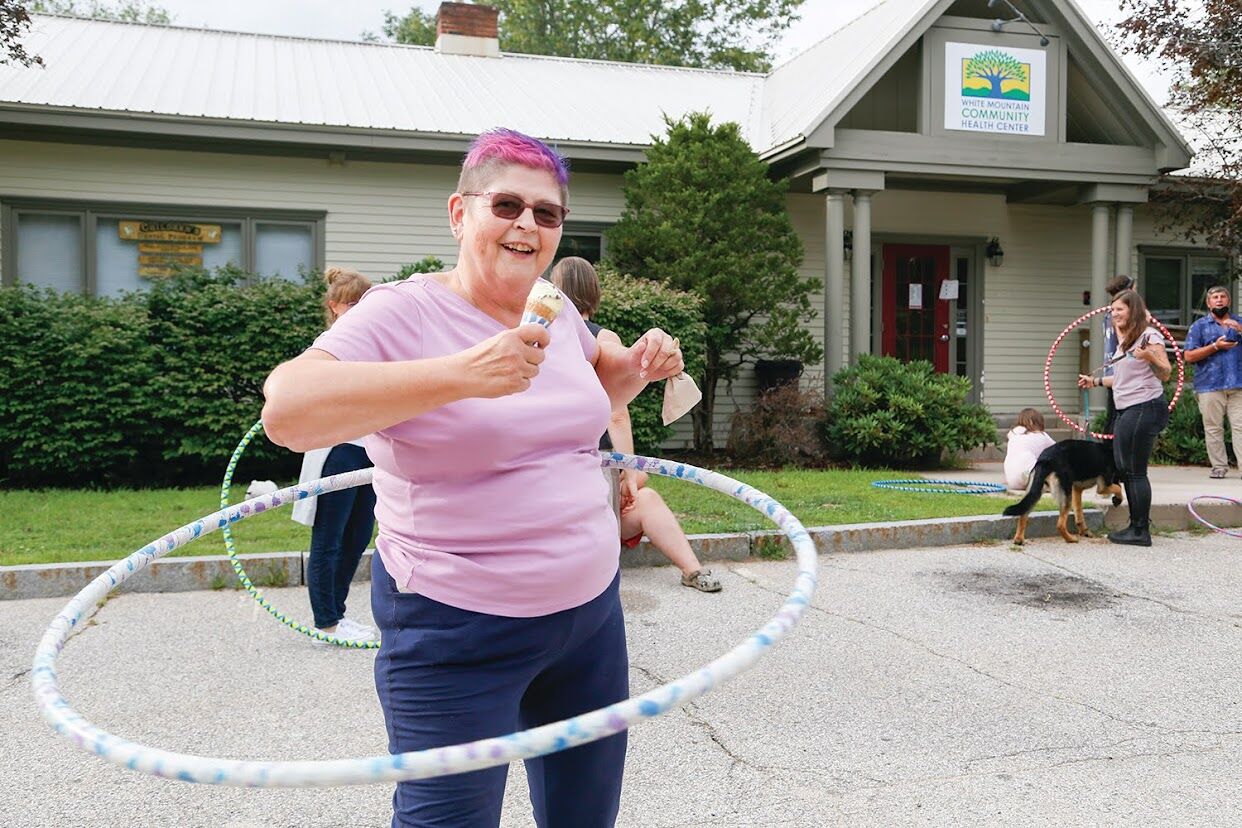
1212, 306, 1229, 319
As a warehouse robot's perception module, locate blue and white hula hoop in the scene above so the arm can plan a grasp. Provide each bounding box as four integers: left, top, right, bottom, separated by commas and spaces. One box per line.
871, 479, 1006, 495
32, 452, 817, 787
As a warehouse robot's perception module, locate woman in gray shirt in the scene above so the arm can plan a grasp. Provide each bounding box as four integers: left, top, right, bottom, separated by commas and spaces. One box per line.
1078, 289, 1171, 546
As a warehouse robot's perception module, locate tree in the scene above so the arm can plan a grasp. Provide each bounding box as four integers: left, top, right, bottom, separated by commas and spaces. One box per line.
366, 7, 435, 46
963, 50, 1027, 97
1115, 1, 1242, 257
28, 0, 171, 24
605, 112, 822, 453
1, 0, 43, 66
378, 0, 804, 72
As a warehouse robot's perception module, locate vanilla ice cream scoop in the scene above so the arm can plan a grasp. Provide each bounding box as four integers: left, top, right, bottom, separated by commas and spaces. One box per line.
521, 280, 564, 330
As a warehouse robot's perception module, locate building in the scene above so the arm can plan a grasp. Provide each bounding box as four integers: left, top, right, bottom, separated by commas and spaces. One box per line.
0, 0, 1220, 447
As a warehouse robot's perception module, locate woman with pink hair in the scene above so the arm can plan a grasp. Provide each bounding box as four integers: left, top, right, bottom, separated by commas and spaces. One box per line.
262, 128, 684, 827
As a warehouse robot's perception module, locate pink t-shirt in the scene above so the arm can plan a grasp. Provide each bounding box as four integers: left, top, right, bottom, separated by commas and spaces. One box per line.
311, 276, 618, 617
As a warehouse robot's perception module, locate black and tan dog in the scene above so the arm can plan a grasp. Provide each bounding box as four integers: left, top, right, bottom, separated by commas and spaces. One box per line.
1003, 440, 1124, 545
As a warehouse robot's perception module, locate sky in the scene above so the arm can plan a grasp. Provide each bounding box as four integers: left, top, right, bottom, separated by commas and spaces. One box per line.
142, 0, 1173, 105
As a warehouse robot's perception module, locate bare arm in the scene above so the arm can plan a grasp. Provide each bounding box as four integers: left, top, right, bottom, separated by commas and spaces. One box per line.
591, 327, 684, 411
1134, 337, 1172, 382
262, 324, 549, 452
1185, 336, 1237, 364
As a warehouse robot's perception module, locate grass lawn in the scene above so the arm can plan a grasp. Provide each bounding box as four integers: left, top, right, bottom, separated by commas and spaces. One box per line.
0, 470, 1047, 567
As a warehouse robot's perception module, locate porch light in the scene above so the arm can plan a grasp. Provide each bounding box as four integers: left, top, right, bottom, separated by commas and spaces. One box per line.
986, 237, 1004, 267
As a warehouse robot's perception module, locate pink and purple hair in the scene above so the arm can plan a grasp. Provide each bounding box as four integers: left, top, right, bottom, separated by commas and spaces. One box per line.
458, 128, 570, 201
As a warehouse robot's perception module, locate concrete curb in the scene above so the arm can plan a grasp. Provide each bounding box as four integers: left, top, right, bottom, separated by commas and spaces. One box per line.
7, 506, 1196, 601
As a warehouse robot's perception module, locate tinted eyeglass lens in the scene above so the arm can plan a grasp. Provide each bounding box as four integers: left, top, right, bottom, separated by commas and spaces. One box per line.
487, 193, 566, 228
489, 196, 525, 220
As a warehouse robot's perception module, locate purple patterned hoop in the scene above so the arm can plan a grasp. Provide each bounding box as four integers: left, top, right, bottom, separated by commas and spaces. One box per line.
1188, 494, 1242, 539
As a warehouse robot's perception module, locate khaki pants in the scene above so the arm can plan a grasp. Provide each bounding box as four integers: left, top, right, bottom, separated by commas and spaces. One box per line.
1199, 388, 1242, 473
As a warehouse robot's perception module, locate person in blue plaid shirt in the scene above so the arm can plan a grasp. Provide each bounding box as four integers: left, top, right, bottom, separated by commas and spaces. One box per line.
1185, 285, 1242, 478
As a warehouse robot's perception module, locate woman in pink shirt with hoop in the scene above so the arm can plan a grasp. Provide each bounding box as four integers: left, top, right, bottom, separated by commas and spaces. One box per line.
262, 129, 684, 828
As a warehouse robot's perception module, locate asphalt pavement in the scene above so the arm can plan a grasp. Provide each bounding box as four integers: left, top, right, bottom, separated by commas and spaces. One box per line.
4, 531, 1240, 827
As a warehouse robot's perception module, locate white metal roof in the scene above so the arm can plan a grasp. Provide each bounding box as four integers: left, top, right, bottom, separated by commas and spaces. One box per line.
0, 15, 765, 149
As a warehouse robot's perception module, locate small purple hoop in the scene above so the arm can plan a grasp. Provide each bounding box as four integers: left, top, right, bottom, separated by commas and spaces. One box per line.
1188, 494, 1242, 539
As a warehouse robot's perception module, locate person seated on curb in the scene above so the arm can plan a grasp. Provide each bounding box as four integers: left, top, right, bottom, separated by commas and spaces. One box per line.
551, 257, 721, 592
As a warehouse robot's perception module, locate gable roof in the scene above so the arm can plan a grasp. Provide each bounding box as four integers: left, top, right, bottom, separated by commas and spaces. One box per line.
762, 0, 1192, 166
761, 0, 938, 153
1, 15, 763, 152
0, 5, 1192, 169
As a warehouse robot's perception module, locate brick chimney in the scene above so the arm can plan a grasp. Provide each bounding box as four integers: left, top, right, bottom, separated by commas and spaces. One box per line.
435, 3, 500, 58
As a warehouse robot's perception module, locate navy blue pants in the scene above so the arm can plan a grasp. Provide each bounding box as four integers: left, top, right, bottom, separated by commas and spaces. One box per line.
307, 443, 375, 629
1113, 396, 1169, 528
371, 556, 629, 828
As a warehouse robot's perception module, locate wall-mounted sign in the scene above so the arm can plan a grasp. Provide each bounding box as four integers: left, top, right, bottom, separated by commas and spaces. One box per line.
944, 42, 1046, 136
120, 221, 219, 278
119, 221, 222, 243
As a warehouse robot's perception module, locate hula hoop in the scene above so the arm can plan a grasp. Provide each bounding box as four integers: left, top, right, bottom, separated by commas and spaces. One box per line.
1044, 306, 1185, 439
33, 452, 817, 787
871, 479, 1006, 494
1188, 494, 1242, 539
220, 420, 379, 649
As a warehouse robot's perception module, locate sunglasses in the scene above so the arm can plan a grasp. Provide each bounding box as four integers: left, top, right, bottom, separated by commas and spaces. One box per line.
462, 192, 569, 229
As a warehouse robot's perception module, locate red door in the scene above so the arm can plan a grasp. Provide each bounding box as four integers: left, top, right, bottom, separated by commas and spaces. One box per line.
882, 244, 951, 372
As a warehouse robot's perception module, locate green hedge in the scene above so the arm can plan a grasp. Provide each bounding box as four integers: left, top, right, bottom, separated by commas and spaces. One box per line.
591, 263, 706, 454
821, 355, 996, 468
0, 267, 322, 487
0, 263, 706, 486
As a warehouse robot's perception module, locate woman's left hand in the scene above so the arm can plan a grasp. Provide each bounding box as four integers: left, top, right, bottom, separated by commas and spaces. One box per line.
628, 329, 684, 382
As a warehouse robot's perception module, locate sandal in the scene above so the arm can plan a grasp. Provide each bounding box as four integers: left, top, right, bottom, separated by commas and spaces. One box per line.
680, 569, 722, 592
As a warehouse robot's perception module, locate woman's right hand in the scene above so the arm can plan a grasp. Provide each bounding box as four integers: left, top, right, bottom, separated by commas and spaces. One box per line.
457, 323, 549, 398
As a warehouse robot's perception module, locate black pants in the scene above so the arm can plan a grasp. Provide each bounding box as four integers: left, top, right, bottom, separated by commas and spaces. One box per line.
1112, 397, 1169, 528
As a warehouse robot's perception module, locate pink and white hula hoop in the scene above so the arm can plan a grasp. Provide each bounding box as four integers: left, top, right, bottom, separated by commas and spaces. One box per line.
1043, 306, 1185, 440
1188, 494, 1242, 539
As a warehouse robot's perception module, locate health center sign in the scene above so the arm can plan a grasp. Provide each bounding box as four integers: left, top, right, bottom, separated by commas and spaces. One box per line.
944, 42, 1046, 136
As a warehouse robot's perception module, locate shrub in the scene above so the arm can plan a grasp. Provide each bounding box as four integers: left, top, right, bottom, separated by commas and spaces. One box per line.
822, 355, 996, 468
727, 383, 826, 467
0, 285, 158, 486
591, 263, 706, 454
143, 266, 324, 483
389, 256, 446, 281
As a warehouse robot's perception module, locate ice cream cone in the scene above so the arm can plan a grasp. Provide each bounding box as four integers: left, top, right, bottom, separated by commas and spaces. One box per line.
521, 280, 564, 330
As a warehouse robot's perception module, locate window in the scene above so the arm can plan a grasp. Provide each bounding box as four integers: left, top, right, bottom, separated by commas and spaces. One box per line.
553, 226, 607, 266
1140, 250, 1230, 328
2, 200, 324, 296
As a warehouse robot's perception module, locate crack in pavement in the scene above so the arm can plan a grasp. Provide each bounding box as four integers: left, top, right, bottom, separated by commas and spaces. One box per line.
828, 731, 1242, 797
736, 571, 1165, 735
1018, 549, 1238, 625
4, 668, 31, 693
629, 662, 768, 775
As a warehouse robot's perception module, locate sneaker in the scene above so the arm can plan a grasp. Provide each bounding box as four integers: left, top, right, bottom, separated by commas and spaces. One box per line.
1210, 468, 1228, 479
311, 621, 376, 645
338, 617, 376, 638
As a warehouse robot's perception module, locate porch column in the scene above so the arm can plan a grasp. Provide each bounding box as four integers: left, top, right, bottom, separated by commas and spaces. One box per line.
1114, 203, 1134, 278
849, 190, 873, 363
1089, 203, 1111, 409
824, 189, 847, 395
